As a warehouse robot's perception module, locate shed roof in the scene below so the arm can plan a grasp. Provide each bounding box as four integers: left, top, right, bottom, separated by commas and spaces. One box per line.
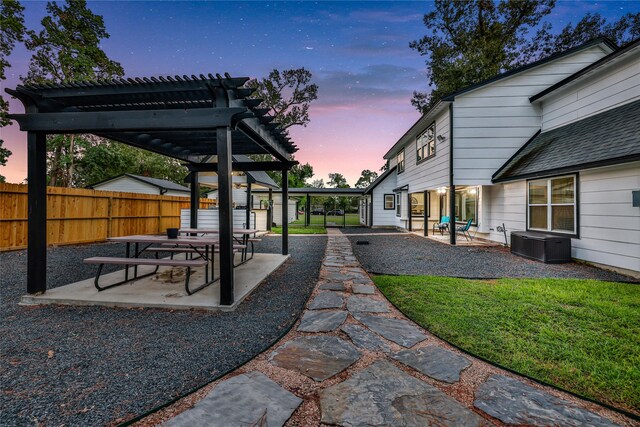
90, 174, 190, 193
492, 99, 640, 182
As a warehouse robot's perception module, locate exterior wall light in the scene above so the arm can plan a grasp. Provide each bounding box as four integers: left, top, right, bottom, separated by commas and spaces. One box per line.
437, 135, 446, 142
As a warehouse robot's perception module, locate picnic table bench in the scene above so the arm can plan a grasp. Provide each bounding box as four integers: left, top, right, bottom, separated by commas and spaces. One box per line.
83, 257, 208, 295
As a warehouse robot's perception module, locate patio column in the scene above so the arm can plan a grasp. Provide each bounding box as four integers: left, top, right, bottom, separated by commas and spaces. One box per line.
423, 190, 429, 237
245, 182, 252, 229
449, 186, 456, 245
407, 192, 412, 231
282, 170, 289, 255
217, 125, 234, 305
190, 171, 199, 228
267, 188, 273, 231
27, 132, 47, 294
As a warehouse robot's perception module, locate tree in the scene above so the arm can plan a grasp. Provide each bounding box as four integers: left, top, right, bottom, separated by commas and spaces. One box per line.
328, 173, 349, 188
537, 12, 640, 56
355, 169, 378, 188
411, 1, 640, 113
23, 0, 125, 186
246, 68, 319, 130
288, 162, 314, 188
310, 179, 325, 188
410, 0, 555, 112
76, 141, 188, 187
0, 0, 26, 182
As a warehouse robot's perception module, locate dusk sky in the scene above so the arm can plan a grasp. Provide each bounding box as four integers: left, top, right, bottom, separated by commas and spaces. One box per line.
2, 1, 638, 185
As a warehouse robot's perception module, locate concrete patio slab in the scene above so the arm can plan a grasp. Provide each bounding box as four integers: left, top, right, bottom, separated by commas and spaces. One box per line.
19, 253, 289, 311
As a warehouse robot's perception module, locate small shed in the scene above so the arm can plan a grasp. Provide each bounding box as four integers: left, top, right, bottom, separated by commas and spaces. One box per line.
89, 174, 190, 197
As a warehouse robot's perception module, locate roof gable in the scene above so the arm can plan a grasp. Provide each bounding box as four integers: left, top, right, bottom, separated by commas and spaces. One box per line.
493, 99, 640, 182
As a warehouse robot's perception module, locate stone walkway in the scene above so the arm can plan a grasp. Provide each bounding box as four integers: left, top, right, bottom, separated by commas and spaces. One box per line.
158, 229, 632, 427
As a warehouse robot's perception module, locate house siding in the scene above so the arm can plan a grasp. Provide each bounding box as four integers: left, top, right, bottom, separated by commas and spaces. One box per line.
395, 108, 451, 192
484, 181, 527, 245
453, 45, 610, 185
371, 173, 400, 227
93, 177, 163, 195
574, 162, 640, 272
541, 51, 640, 130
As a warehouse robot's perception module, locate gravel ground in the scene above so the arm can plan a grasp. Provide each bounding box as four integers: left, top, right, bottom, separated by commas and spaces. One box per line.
0, 236, 326, 426
348, 234, 636, 282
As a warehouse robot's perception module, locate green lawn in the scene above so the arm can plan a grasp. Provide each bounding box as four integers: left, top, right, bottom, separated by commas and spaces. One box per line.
271, 226, 326, 234
290, 213, 362, 227
373, 275, 640, 412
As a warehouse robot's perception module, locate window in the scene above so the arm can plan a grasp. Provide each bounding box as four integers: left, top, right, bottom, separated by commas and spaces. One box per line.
383, 194, 395, 210
454, 187, 478, 225
528, 176, 576, 234
397, 149, 405, 174
416, 123, 436, 162
410, 192, 425, 217
396, 193, 401, 216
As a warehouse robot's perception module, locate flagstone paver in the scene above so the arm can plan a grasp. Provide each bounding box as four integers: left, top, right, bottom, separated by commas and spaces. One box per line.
269, 335, 361, 381
352, 283, 375, 294
340, 324, 391, 353
297, 309, 347, 332
347, 295, 390, 313
474, 375, 621, 427
165, 371, 302, 427
353, 312, 427, 347
318, 281, 346, 291
308, 291, 344, 309
163, 229, 627, 427
392, 346, 471, 383
319, 360, 486, 427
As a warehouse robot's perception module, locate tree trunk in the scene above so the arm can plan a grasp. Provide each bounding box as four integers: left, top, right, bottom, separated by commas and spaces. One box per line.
67, 134, 76, 187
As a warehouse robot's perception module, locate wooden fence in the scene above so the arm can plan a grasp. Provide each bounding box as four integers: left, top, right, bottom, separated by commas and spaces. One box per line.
0, 183, 216, 251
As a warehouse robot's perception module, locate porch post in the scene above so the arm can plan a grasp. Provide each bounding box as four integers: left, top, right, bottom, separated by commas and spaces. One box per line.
423, 190, 429, 237
407, 192, 412, 231
305, 193, 311, 227
189, 171, 199, 228
27, 131, 47, 294
267, 188, 273, 231
449, 186, 456, 245
245, 182, 252, 229
282, 170, 289, 255
217, 125, 234, 305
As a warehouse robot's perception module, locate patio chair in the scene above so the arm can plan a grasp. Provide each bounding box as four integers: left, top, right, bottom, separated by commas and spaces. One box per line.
432, 216, 450, 235
456, 218, 474, 241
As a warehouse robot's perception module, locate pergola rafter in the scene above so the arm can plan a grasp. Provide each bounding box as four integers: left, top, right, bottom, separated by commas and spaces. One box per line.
7, 73, 296, 305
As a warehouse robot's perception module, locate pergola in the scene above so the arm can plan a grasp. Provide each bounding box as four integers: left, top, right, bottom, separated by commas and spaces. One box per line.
7, 74, 297, 305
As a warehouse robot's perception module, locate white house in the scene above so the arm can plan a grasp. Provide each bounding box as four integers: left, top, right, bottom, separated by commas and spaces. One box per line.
89, 173, 191, 197
362, 37, 640, 275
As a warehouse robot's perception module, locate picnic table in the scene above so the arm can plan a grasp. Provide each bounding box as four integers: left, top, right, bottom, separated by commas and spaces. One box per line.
84, 234, 221, 295
179, 228, 262, 266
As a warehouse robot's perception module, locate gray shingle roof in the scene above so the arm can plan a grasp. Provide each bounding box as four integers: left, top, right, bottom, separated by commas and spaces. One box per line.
126, 174, 191, 192
493, 99, 640, 182
232, 155, 278, 189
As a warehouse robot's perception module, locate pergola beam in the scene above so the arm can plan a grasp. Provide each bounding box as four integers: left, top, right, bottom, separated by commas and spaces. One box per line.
9, 107, 246, 133
186, 161, 296, 172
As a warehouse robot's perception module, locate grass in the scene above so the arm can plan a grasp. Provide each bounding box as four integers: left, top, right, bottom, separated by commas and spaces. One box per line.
271, 226, 326, 234
290, 213, 362, 227
373, 275, 640, 412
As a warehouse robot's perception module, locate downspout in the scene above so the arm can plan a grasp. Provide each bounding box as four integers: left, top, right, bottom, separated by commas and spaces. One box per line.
449, 102, 456, 245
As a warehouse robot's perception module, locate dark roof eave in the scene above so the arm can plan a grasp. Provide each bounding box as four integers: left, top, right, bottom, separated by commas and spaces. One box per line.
492, 154, 640, 183
364, 165, 397, 195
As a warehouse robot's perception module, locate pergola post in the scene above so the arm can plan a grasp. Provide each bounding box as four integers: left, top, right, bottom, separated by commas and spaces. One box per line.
267, 188, 273, 231
190, 171, 199, 228
217, 125, 234, 305
305, 193, 311, 227
281, 170, 289, 255
246, 182, 252, 228
27, 132, 47, 294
